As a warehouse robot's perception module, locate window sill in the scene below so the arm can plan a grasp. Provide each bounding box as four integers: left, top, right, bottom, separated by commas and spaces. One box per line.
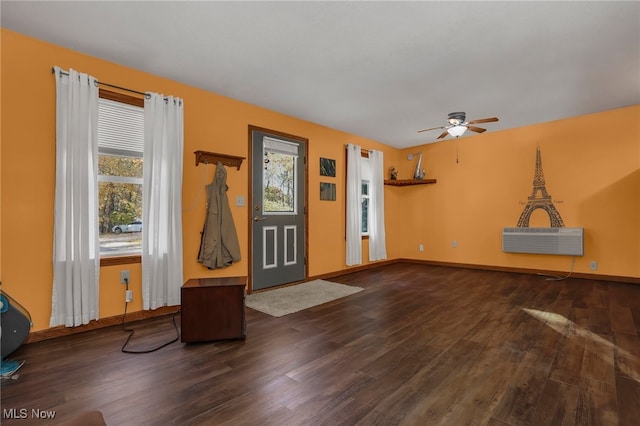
100, 255, 141, 267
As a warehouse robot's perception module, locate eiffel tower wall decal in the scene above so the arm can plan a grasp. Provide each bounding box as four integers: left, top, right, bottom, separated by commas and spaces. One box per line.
504, 146, 583, 256
516, 146, 565, 228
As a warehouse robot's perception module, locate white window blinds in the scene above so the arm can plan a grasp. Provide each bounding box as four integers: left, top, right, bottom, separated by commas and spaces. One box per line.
98, 98, 144, 157
263, 136, 299, 156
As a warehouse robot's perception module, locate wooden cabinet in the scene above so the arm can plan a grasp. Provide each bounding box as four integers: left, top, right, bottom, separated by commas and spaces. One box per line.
180, 277, 247, 343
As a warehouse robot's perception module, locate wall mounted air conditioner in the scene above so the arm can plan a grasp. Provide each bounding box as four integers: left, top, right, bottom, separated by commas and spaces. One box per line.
502, 227, 584, 256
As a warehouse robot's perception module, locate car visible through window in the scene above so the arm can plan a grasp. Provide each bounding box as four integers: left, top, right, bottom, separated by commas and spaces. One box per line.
112, 221, 142, 234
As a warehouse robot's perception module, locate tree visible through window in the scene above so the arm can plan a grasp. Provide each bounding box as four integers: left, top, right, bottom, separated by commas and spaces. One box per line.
263, 152, 296, 212
97, 94, 144, 256
263, 137, 298, 214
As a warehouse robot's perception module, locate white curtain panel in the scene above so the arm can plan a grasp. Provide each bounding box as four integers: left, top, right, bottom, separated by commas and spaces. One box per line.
50, 67, 100, 327
368, 150, 388, 261
142, 93, 184, 310
346, 143, 362, 266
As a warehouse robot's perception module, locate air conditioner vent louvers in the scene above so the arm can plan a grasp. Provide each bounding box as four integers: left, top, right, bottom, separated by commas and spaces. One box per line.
503, 227, 560, 233
502, 227, 583, 256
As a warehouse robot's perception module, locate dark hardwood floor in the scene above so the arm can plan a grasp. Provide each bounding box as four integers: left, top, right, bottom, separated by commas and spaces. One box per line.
2, 263, 640, 425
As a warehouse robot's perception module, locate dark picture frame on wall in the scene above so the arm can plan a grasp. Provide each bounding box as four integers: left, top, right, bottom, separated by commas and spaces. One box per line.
320, 182, 336, 201
320, 157, 336, 177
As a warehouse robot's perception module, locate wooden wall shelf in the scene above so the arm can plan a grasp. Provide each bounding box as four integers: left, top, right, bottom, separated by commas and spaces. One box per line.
194, 151, 245, 170
384, 179, 437, 186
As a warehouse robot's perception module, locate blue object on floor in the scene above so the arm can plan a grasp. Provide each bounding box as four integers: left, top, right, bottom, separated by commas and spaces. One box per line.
1, 358, 24, 377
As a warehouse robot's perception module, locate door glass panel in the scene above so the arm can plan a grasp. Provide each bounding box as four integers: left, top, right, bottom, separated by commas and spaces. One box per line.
263, 151, 297, 213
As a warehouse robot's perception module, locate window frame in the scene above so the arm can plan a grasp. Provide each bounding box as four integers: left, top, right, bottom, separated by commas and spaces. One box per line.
98, 89, 144, 267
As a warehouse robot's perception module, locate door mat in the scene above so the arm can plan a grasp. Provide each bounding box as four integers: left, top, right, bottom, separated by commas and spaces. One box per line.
246, 280, 363, 317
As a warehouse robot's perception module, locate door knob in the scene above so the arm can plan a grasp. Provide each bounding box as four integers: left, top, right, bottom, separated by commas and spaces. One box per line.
253, 216, 267, 222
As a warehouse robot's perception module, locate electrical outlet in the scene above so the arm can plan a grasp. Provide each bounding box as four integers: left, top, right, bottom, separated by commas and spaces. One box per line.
125, 290, 133, 302
590, 261, 598, 271
419, 244, 424, 252
452, 240, 458, 248
120, 270, 130, 285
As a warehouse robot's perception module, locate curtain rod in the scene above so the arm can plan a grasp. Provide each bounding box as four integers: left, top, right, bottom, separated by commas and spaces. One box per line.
51, 67, 147, 97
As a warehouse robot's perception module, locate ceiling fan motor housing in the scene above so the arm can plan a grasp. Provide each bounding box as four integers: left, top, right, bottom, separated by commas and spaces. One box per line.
447, 112, 466, 125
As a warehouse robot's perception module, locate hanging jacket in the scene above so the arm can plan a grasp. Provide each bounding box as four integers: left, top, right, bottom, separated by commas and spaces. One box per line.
198, 162, 241, 269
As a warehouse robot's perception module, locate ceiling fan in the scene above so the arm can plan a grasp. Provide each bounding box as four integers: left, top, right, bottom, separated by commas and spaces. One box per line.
417, 112, 499, 139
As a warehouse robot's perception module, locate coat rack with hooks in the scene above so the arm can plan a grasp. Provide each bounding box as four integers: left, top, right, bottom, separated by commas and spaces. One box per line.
194, 151, 245, 170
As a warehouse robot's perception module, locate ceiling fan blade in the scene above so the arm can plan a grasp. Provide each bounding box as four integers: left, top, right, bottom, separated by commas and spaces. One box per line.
467, 117, 499, 125
437, 130, 450, 139
467, 126, 487, 133
417, 126, 445, 133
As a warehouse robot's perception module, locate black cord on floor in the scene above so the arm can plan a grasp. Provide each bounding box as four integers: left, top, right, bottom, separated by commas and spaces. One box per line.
120, 293, 181, 354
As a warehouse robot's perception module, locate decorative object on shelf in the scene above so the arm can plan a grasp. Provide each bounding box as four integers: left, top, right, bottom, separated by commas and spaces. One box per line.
408, 152, 426, 180
320, 157, 336, 177
389, 166, 398, 180
194, 150, 245, 170
320, 182, 336, 200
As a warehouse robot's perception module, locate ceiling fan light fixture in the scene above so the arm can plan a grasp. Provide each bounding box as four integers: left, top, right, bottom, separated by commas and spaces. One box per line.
447, 125, 467, 138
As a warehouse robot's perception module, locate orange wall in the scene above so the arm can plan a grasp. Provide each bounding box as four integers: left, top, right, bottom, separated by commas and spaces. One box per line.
2, 29, 639, 333
1, 30, 393, 332
389, 106, 640, 277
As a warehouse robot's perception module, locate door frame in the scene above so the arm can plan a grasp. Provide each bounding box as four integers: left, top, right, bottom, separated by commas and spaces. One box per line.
247, 125, 309, 293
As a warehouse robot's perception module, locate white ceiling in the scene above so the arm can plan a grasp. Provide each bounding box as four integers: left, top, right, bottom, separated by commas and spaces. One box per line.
2, 1, 639, 149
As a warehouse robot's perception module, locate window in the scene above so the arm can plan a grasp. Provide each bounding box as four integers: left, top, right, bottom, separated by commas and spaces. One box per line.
345, 144, 386, 265
360, 154, 372, 237
361, 181, 370, 235
97, 91, 144, 257
263, 137, 298, 214
345, 147, 372, 239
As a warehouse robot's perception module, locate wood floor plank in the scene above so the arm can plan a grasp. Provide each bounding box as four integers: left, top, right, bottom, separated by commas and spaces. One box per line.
610, 305, 638, 335
581, 334, 615, 385
549, 338, 585, 386
632, 308, 640, 336
614, 333, 640, 381
589, 307, 613, 335
529, 320, 567, 359
490, 351, 554, 425
575, 377, 618, 426
1, 263, 639, 426
616, 374, 640, 426
530, 379, 579, 426
415, 344, 520, 425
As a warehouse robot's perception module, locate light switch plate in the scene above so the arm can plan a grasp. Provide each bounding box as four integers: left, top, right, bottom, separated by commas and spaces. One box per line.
236, 195, 245, 207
